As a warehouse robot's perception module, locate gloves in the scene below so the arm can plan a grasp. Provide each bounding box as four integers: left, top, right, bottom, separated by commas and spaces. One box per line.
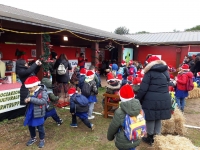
35, 60, 42, 66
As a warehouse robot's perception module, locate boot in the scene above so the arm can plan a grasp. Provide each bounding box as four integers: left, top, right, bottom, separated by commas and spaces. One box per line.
142, 134, 154, 146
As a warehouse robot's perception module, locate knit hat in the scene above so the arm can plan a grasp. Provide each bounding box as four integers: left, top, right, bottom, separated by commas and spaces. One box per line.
68, 88, 76, 97
107, 72, 115, 81
181, 64, 189, 71
119, 84, 135, 102
24, 76, 40, 88
41, 77, 52, 89
116, 74, 122, 81
121, 60, 126, 66
51, 51, 57, 59
147, 56, 160, 63
80, 68, 87, 75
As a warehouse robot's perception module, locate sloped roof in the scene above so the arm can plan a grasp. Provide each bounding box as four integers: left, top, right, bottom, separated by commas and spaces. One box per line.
125, 32, 200, 45
0, 4, 136, 43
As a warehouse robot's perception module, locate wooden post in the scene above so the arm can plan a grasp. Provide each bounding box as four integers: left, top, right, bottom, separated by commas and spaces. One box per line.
36, 35, 43, 80
117, 45, 123, 66
91, 42, 99, 69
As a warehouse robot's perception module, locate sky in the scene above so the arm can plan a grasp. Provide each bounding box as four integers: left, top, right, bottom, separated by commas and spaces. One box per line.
1, 0, 200, 34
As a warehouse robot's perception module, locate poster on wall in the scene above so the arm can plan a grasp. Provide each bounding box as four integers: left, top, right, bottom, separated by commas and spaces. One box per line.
2, 60, 16, 73
85, 62, 91, 69
0, 88, 25, 113
188, 52, 200, 56
123, 48, 133, 64
68, 59, 78, 79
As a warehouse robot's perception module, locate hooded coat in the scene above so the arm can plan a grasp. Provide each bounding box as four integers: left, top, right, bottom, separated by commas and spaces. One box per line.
107, 99, 142, 150
135, 60, 171, 121
16, 59, 40, 105
176, 71, 193, 91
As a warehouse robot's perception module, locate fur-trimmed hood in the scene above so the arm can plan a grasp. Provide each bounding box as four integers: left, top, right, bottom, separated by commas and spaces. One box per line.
144, 60, 167, 73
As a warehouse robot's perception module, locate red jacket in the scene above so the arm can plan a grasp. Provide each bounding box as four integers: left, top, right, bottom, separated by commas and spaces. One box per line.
78, 56, 85, 67
176, 71, 193, 90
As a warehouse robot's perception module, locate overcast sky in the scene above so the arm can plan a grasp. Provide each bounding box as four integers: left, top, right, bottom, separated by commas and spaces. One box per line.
1, 0, 200, 33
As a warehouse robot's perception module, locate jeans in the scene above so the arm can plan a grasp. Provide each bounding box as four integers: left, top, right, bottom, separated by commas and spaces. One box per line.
44, 108, 60, 123
146, 120, 161, 135
176, 97, 185, 112
72, 114, 91, 128
28, 124, 45, 140
88, 102, 95, 117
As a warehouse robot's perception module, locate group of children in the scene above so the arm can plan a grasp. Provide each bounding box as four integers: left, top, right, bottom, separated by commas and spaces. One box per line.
23, 65, 100, 148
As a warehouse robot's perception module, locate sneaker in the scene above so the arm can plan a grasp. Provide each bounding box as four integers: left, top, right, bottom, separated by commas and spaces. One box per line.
88, 115, 95, 120
70, 123, 78, 127
57, 119, 63, 126
91, 124, 95, 131
26, 138, 37, 146
38, 139, 45, 148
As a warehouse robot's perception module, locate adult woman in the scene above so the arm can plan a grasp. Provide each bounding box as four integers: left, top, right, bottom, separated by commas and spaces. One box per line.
135, 56, 171, 145
53, 54, 72, 96
49, 51, 58, 84
78, 53, 87, 69
16, 58, 41, 105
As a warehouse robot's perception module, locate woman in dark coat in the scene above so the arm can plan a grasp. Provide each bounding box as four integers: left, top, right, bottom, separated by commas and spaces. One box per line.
53, 54, 72, 96
16, 59, 41, 105
135, 56, 171, 145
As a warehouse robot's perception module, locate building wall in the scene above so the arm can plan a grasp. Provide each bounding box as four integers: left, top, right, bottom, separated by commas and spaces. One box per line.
137, 45, 200, 67
0, 44, 92, 62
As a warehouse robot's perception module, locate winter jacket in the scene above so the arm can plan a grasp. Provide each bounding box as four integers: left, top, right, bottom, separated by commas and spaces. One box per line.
106, 82, 121, 94
25, 85, 48, 118
194, 60, 200, 77
47, 90, 59, 111
16, 59, 40, 105
107, 99, 142, 150
54, 58, 72, 83
70, 93, 89, 113
176, 71, 193, 91
135, 60, 171, 121
78, 75, 86, 89
86, 80, 98, 96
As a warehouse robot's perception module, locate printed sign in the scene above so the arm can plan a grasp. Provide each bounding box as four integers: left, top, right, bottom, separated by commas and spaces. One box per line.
0, 88, 24, 113
2, 60, 16, 73
123, 48, 133, 64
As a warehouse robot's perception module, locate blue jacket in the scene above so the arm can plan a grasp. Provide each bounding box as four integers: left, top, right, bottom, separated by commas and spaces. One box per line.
78, 75, 86, 89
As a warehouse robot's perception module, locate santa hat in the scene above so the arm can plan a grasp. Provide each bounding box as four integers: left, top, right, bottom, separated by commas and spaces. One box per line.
170, 74, 175, 80
181, 64, 189, 71
133, 77, 142, 85
109, 64, 112, 68
24, 76, 40, 88
86, 70, 94, 77
129, 60, 133, 65
119, 84, 135, 102
116, 74, 122, 81
127, 75, 133, 82
80, 68, 87, 75
137, 70, 144, 78
107, 72, 115, 81
121, 60, 126, 66
147, 56, 160, 63
197, 72, 200, 77
68, 88, 76, 97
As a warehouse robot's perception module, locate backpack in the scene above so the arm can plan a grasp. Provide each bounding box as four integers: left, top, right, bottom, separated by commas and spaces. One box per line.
73, 94, 89, 113
81, 82, 92, 97
186, 76, 194, 91
123, 110, 146, 141
118, 67, 125, 75
129, 67, 134, 75
57, 63, 66, 75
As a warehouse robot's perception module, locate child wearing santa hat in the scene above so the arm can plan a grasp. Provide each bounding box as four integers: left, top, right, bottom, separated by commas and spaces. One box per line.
101, 73, 121, 114
82, 70, 98, 120
23, 76, 48, 148
78, 68, 87, 89
107, 84, 142, 150
118, 60, 129, 80
132, 70, 144, 94
70, 66, 80, 89
175, 64, 194, 112
116, 74, 127, 87
128, 60, 137, 78
68, 87, 94, 130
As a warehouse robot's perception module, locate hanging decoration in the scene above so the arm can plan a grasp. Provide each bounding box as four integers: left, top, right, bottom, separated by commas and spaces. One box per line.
105, 41, 115, 51
41, 34, 53, 78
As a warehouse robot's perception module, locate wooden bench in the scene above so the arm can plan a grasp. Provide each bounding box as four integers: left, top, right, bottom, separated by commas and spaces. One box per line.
103, 93, 120, 118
